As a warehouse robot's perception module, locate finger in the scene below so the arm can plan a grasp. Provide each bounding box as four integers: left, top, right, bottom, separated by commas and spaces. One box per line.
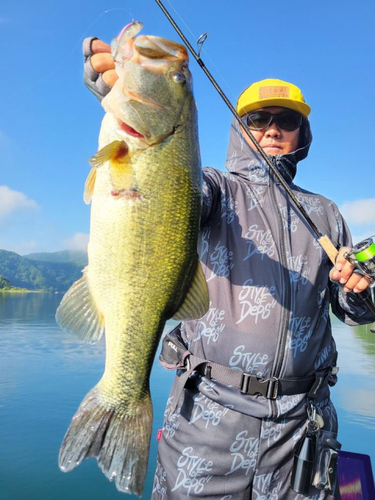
343, 273, 363, 293
330, 268, 341, 281
91, 39, 111, 54
335, 247, 351, 267
330, 269, 338, 281
338, 260, 355, 284
91, 53, 115, 73
102, 69, 118, 87
353, 276, 373, 293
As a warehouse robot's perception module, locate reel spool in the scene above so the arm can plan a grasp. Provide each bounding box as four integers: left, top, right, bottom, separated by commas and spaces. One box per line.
344, 237, 375, 279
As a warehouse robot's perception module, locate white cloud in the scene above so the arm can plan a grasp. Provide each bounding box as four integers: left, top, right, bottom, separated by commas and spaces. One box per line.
0, 185, 38, 220
340, 198, 375, 225
64, 232, 89, 252
351, 229, 375, 246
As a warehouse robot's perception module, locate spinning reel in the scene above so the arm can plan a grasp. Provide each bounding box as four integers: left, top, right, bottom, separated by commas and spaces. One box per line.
344, 237, 375, 281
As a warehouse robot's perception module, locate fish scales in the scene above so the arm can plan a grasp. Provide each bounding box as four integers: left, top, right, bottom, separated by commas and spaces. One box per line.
56, 22, 208, 496
90, 117, 201, 403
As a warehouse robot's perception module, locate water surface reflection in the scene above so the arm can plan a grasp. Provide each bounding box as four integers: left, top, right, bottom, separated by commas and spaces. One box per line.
0, 294, 374, 499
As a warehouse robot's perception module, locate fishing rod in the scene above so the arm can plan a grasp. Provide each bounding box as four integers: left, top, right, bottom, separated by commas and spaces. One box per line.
155, 0, 375, 316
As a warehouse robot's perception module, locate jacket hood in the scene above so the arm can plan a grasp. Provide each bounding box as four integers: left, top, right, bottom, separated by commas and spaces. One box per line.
224, 117, 312, 184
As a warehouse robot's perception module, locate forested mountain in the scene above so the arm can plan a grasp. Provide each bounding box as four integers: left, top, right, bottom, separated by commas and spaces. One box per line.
0, 250, 87, 292
0, 275, 11, 289
24, 250, 87, 268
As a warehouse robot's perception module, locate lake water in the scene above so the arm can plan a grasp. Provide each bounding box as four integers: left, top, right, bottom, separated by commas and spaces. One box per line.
1, 293, 374, 499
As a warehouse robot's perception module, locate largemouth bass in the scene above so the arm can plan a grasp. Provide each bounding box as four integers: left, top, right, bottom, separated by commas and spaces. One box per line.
56, 22, 209, 496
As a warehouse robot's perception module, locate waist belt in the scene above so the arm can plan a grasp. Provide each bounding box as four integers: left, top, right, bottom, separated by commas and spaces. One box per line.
159, 326, 334, 411
197, 361, 320, 399
170, 353, 332, 412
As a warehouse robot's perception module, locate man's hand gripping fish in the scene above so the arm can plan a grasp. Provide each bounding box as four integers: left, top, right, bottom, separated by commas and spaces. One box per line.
56, 22, 209, 496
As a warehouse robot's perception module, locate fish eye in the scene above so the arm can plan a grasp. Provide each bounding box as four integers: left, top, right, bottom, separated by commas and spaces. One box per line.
171, 72, 186, 84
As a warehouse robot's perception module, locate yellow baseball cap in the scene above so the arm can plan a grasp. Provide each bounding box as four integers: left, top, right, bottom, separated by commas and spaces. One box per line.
237, 78, 311, 118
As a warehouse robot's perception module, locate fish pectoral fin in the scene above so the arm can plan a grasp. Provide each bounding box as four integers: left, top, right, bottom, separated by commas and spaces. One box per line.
83, 168, 97, 204
55, 267, 105, 344
88, 140, 129, 168
173, 260, 210, 320
89, 140, 136, 192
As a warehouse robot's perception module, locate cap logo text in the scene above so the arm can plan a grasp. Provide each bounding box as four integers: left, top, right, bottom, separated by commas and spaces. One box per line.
259, 86, 290, 99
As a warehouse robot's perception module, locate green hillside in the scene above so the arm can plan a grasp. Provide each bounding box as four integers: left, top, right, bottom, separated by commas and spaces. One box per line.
0, 250, 84, 292
24, 250, 87, 268
0, 275, 11, 289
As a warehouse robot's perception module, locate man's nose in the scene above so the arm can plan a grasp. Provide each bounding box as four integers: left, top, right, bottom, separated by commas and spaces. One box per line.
265, 122, 281, 137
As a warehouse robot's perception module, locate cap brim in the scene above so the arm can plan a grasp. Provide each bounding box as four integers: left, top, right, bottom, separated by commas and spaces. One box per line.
238, 98, 311, 118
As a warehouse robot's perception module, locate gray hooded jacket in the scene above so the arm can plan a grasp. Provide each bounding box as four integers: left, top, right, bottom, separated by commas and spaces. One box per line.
177, 118, 374, 417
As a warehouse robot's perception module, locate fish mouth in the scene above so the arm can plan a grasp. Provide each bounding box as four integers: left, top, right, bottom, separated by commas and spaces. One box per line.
116, 117, 178, 145
117, 119, 145, 138
106, 26, 189, 145
134, 36, 189, 61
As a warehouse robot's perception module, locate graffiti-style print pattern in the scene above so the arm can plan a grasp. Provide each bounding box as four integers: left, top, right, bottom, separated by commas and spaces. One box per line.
152, 120, 373, 499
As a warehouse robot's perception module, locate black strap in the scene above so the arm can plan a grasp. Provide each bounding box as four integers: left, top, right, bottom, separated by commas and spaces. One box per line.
307, 369, 333, 400
198, 361, 321, 400
169, 351, 332, 411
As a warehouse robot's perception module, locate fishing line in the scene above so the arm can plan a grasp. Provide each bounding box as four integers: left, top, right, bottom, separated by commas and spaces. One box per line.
164, 0, 233, 96
155, 0, 375, 316
8, 7, 134, 99
164, 2, 332, 239
156, 1, 323, 238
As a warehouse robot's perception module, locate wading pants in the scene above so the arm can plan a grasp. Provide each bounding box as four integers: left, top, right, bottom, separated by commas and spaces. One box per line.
152, 375, 339, 500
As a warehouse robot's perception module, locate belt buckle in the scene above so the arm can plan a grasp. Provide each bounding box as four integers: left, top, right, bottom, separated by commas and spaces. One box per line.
240, 373, 279, 399
265, 377, 279, 399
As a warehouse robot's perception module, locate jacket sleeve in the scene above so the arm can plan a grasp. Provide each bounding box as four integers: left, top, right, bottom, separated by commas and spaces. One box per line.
200, 167, 222, 227
328, 202, 375, 325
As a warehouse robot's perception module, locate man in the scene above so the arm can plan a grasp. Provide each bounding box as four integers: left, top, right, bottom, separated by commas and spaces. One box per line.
84, 37, 374, 499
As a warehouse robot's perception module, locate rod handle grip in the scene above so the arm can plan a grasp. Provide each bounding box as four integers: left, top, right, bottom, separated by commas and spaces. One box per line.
317, 235, 339, 265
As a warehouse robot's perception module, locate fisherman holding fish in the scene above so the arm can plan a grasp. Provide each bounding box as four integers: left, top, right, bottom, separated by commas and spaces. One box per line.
71, 28, 374, 499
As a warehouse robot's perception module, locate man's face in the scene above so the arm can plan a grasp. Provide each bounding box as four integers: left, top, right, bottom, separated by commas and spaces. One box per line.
241, 106, 300, 155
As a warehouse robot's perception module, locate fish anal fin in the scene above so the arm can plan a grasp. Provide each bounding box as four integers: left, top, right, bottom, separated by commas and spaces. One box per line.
173, 260, 209, 320
55, 267, 105, 344
84, 168, 97, 205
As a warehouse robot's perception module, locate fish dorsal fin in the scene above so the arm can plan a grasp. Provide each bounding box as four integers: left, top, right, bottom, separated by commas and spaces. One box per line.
56, 267, 105, 344
173, 260, 209, 320
88, 140, 129, 169
84, 168, 97, 205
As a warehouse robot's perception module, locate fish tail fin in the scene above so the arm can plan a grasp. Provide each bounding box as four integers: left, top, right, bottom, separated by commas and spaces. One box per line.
59, 387, 152, 496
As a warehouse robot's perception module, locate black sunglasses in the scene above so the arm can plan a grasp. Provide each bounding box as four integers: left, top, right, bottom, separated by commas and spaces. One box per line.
242, 110, 303, 132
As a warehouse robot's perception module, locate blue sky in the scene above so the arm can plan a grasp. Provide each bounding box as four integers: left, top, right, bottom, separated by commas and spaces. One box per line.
1, 0, 375, 254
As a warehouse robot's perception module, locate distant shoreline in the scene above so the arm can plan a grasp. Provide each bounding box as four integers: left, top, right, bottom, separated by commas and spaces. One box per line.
0, 288, 46, 294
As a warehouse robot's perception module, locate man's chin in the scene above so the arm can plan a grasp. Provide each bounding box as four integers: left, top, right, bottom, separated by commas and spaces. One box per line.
263, 146, 284, 155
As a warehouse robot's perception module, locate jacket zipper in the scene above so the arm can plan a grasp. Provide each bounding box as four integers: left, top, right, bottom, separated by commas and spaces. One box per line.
269, 167, 292, 382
